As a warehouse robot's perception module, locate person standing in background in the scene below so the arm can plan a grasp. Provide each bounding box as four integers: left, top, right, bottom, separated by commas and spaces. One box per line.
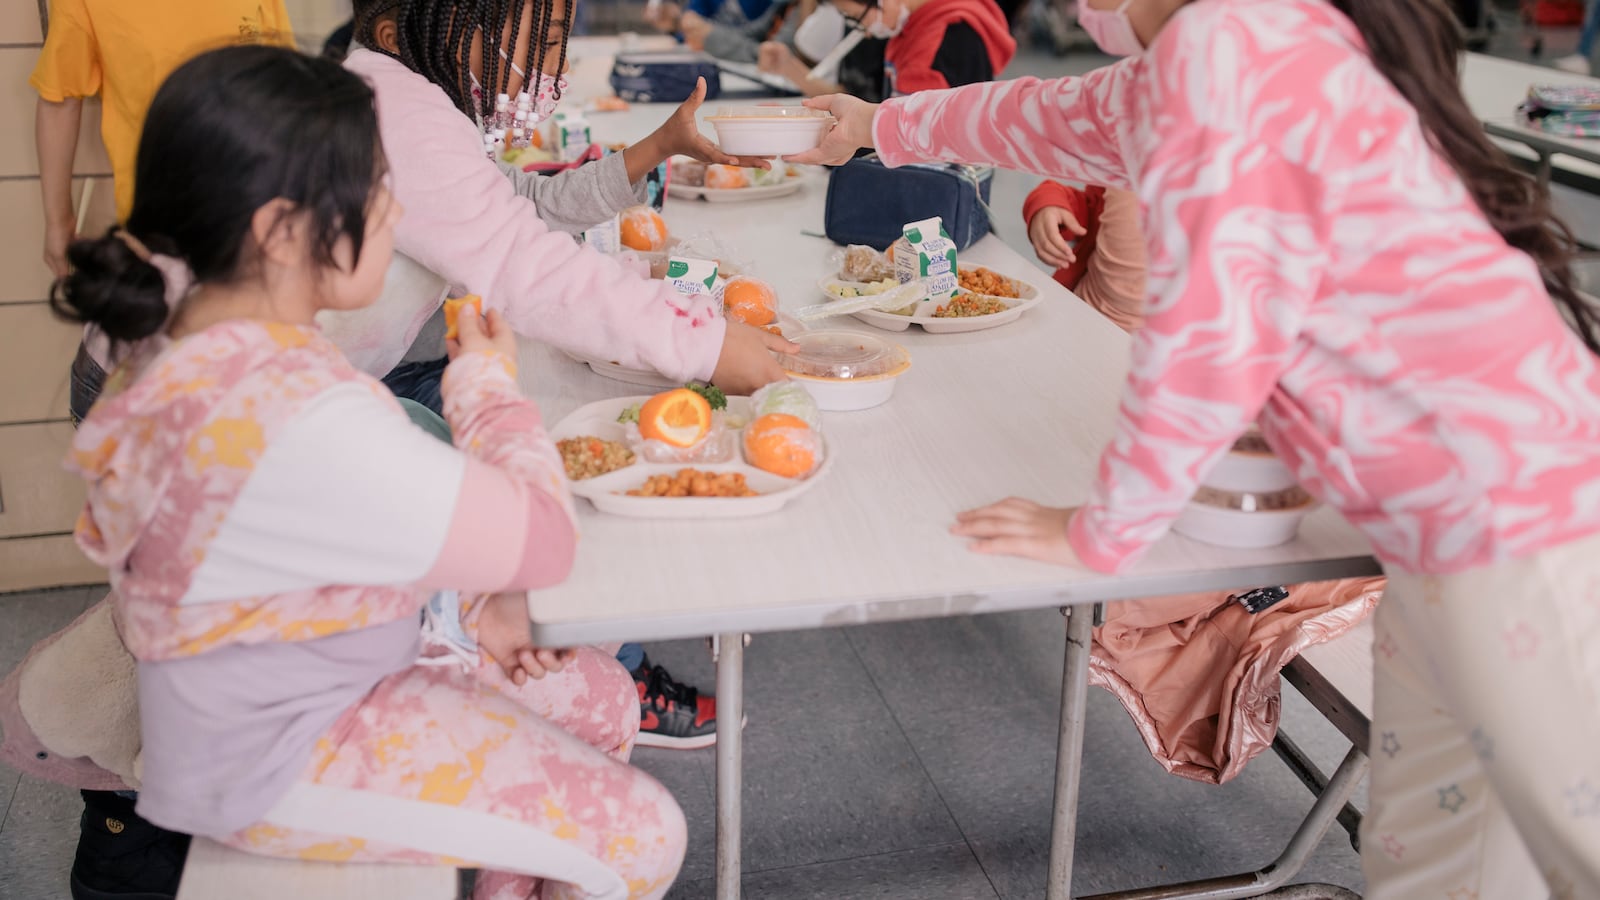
1556, 0, 1600, 73
31, 4, 294, 898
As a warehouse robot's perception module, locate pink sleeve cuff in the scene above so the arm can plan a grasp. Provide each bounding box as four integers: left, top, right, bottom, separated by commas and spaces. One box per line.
1068, 507, 1139, 574
872, 99, 918, 169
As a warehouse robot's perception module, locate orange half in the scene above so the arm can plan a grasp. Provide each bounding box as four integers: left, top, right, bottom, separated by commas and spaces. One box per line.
637, 388, 712, 448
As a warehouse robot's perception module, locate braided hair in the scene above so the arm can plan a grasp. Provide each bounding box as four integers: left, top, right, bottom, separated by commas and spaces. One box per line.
352, 0, 405, 51
394, 0, 570, 127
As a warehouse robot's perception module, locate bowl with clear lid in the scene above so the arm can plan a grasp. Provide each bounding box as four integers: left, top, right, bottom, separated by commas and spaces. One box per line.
776, 330, 910, 411
705, 106, 834, 157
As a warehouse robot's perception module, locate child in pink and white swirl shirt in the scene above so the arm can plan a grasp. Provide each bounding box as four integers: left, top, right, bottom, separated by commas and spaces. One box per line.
795, 0, 1600, 895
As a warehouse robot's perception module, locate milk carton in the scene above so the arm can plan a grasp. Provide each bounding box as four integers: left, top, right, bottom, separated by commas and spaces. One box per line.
894, 216, 959, 303
664, 256, 723, 312
580, 214, 623, 254
558, 115, 592, 162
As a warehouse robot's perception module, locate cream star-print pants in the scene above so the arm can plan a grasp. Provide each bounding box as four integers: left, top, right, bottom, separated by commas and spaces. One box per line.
1363, 534, 1600, 899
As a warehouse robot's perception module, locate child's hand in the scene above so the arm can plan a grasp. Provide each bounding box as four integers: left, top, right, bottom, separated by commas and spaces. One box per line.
710, 321, 797, 395
448, 307, 518, 362
785, 94, 879, 166
475, 592, 575, 686
1028, 206, 1086, 270
642, 78, 774, 171
951, 499, 1084, 567
43, 217, 75, 279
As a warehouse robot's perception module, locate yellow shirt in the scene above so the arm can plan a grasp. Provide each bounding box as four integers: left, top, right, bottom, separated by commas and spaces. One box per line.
30, 0, 296, 221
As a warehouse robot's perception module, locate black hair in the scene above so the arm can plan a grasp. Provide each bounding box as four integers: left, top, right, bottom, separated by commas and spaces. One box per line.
394, 0, 570, 125
50, 45, 387, 348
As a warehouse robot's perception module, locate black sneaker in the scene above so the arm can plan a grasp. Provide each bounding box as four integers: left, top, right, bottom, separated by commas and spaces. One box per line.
70, 791, 190, 900
632, 655, 718, 750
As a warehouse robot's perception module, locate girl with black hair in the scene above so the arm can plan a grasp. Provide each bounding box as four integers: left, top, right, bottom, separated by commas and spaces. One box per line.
797, 0, 1600, 895
326, 0, 794, 405
41, 44, 686, 900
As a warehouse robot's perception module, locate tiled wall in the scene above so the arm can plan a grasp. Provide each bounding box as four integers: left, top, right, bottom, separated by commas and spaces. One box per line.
0, 0, 114, 592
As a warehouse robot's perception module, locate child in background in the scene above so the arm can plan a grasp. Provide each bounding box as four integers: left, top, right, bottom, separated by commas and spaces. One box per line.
1023, 182, 1146, 332
329, 0, 792, 406
32, 0, 296, 428
826, 0, 1015, 95
50, 46, 685, 900
799, 0, 1600, 894
342, 0, 742, 746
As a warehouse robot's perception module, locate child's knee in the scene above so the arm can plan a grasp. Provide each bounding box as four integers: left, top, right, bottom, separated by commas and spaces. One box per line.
570, 647, 641, 751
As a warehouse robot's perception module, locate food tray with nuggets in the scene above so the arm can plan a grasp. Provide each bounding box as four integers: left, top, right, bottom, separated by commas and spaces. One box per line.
564, 312, 805, 386
548, 392, 833, 519
820, 246, 1041, 334
666, 158, 806, 203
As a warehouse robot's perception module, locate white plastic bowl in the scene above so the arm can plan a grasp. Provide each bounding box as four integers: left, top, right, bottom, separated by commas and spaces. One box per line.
785, 368, 905, 411
1172, 496, 1316, 549
1202, 449, 1299, 494
707, 107, 833, 157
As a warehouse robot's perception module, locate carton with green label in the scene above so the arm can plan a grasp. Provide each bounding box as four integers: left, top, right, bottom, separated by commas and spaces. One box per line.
894, 216, 959, 303
665, 256, 723, 312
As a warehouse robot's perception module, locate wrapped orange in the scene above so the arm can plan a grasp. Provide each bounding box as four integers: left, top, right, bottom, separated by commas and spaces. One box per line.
637, 388, 713, 448
443, 294, 484, 340
743, 413, 817, 478
620, 206, 670, 252
705, 165, 751, 189
723, 276, 777, 327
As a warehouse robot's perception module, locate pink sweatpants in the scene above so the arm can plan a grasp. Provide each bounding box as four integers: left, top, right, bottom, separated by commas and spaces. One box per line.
220, 647, 687, 900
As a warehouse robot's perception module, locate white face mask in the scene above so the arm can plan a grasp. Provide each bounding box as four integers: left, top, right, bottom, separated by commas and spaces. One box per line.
526, 72, 568, 126
1076, 0, 1144, 57
865, 4, 910, 38
795, 5, 848, 62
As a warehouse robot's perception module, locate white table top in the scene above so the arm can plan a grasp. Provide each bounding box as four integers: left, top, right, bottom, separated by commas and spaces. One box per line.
1461, 51, 1600, 174
517, 46, 1380, 645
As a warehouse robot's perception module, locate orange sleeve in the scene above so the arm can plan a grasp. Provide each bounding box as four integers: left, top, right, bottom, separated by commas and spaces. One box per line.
261, 0, 297, 48
1021, 180, 1083, 230
30, 0, 102, 101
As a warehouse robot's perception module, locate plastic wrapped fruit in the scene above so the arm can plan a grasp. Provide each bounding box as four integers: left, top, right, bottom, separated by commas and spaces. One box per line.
620, 206, 670, 252
743, 413, 819, 478
723, 276, 777, 326
750, 382, 821, 429
705, 165, 751, 189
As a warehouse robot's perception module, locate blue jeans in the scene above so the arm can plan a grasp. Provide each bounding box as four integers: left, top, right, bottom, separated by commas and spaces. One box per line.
1582, 0, 1600, 57
381, 357, 448, 417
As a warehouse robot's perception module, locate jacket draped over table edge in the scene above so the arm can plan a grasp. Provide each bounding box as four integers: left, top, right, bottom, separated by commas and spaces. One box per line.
1, 578, 1379, 791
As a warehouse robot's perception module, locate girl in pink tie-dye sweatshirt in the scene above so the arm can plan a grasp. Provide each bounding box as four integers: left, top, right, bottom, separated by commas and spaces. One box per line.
48, 46, 685, 900
796, 0, 1600, 895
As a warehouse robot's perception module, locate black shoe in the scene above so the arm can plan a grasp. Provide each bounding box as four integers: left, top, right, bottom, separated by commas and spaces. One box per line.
632, 655, 718, 750
70, 791, 190, 900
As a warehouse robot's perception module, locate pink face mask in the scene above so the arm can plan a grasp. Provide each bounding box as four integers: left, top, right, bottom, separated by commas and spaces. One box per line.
1076, 0, 1144, 57
527, 72, 568, 126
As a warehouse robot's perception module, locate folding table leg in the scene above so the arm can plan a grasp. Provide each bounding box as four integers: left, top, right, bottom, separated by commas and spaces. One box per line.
1047, 603, 1098, 900
715, 631, 745, 900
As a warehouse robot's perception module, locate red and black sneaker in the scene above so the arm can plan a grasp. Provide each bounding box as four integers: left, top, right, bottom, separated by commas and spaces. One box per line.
632, 655, 718, 750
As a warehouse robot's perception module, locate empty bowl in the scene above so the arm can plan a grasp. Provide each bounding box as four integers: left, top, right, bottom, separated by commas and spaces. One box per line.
706, 106, 834, 157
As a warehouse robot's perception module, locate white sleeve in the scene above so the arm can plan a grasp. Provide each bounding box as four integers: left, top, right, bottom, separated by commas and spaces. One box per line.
180, 383, 466, 605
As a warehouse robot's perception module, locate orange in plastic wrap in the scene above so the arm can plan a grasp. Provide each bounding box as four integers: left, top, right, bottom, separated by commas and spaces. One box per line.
442, 294, 484, 340
620, 206, 670, 252
705, 165, 751, 189
723, 277, 777, 327
638, 388, 712, 448
743, 413, 817, 478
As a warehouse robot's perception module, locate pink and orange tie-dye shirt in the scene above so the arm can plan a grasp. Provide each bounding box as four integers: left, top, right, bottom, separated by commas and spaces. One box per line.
874, 0, 1600, 574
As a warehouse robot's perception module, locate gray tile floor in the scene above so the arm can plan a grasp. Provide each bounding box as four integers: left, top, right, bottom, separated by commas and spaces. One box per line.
6, 11, 1598, 898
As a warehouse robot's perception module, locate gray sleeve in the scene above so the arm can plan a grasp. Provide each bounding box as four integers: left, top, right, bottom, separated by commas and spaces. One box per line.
494, 153, 647, 234
703, 26, 761, 63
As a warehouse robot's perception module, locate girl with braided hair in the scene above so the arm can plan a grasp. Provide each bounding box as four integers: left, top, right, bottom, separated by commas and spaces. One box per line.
324, 0, 793, 414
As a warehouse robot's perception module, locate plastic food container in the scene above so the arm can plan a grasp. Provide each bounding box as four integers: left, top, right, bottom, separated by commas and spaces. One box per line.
1172, 486, 1317, 549
706, 106, 834, 157
776, 330, 910, 411
1203, 432, 1299, 495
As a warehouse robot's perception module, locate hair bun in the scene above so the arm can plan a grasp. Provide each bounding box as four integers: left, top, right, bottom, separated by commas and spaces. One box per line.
49, 230, 170, 346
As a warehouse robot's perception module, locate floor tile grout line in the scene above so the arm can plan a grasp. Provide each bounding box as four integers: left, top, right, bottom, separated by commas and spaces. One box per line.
841, 627, 1007, 899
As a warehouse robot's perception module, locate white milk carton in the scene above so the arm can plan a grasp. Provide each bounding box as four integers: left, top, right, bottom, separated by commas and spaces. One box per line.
558, 115, 592, 162
894, 216, 959, 303
664, 256, 723, 312
580, 214, 622, 254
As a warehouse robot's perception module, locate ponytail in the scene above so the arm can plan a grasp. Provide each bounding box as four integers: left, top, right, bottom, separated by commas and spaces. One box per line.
49, 228, 172, 347
1330, 0, 1600, 353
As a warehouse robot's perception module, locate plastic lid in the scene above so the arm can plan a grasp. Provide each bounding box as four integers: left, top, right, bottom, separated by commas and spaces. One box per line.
709, 105, 833, 120
778, 330, 909, 380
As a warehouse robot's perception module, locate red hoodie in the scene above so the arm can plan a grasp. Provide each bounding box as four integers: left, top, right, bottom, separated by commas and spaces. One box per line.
885, 0, 1015, 94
